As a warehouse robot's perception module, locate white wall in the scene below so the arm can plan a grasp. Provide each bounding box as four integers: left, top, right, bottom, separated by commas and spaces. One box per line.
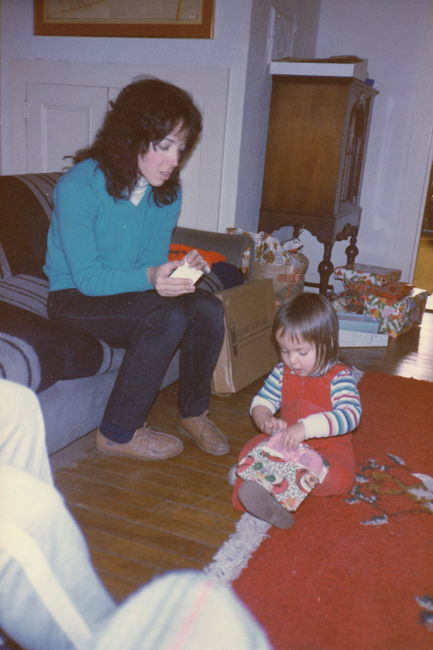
0, 0, 320, 233
0, 0, 254, 230
234, 0, 320, 232
312, 0, 433, 284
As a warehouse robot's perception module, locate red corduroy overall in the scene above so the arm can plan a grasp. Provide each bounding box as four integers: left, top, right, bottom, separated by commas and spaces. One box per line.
232, 364, 356, 512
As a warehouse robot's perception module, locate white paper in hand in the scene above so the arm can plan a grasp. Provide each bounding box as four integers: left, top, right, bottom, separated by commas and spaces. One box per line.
171, 263, 204, 283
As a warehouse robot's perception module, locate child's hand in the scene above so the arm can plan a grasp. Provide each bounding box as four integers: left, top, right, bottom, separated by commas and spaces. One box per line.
271, 423, 306, 452
261, 416, 288, 436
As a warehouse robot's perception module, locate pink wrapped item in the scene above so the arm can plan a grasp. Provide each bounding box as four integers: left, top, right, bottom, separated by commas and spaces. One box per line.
236, 438, 329, 512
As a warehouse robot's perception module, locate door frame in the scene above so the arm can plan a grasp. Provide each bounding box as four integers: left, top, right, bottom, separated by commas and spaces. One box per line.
409, 127, 433, 281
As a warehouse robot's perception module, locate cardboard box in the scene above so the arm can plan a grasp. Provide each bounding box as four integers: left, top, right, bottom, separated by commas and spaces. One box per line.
211, 279, 278, 395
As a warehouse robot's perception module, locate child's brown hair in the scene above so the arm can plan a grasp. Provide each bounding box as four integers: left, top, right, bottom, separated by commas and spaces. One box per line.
273, 292, 339, 375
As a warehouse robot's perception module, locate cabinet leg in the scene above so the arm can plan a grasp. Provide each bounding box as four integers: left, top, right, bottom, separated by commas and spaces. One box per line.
345, 227, 359, 266
318, 243, 334, 296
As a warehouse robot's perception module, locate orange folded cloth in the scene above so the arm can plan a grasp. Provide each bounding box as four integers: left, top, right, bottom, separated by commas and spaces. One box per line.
169, 244, 226, 266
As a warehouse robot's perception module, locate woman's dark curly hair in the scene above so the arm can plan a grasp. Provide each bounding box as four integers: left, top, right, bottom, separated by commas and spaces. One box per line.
72, 77, 202, 205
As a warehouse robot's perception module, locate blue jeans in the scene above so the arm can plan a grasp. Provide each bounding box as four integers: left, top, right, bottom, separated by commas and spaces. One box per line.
47, 289, 225, 443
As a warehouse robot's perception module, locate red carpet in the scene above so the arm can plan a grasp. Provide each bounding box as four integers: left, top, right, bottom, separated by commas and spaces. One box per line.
234, 373, 433, 650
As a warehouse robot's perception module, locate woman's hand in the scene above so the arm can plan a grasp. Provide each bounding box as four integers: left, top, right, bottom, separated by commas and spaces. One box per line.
147, 261, 196, 297
183, 249, 211, 273
147, 250, 210, 297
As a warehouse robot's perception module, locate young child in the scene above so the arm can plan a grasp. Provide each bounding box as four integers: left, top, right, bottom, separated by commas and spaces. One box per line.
232, 292, 362, 529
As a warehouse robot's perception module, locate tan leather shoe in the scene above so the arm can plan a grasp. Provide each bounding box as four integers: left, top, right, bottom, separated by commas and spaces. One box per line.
176, 411, 229, 456
96, 425, 183, 461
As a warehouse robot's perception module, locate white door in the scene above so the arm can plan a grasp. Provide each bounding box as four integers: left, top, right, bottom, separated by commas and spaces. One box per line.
11, 59, 229, 231
26, 82, 108, 173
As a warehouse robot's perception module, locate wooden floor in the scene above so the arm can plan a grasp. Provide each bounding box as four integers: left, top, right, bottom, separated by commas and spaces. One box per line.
49, 297, 433, 605
51, 378, 258, 602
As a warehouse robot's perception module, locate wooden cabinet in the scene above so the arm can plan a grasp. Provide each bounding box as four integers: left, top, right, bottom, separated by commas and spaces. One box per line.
259, 74, 378, 294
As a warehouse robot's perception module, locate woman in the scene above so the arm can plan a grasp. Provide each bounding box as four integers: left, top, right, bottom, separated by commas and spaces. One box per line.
44, 77, 228, 461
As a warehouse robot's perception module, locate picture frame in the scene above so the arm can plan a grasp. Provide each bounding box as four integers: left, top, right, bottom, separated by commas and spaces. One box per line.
34, 0, 214, 39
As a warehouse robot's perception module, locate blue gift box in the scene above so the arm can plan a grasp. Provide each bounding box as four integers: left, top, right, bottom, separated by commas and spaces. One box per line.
338, 312, 380, 333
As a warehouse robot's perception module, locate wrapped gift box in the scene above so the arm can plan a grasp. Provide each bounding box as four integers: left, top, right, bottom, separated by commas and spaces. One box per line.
330, 290, 366, 314
363, 288, 429, 337
369, 281, 414, 304
334, 264, 401, 293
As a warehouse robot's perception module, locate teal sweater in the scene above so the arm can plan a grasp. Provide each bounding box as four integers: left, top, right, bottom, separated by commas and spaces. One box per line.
44, 159, 181, 296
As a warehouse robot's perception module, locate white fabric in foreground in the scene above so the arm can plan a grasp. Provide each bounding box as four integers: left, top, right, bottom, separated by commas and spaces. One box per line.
0, 520, 92, 648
